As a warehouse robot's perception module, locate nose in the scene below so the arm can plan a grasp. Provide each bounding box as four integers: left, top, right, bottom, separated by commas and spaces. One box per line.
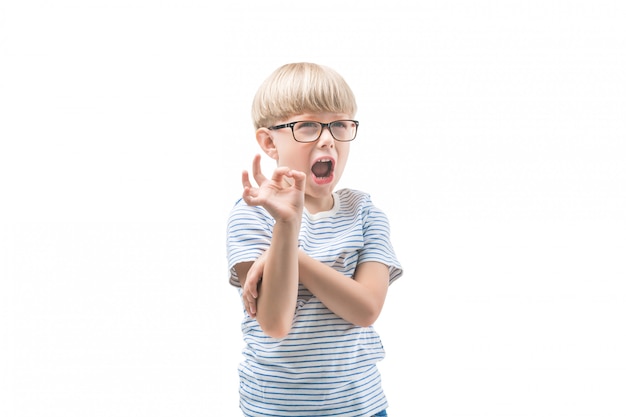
317, 125, 335, 148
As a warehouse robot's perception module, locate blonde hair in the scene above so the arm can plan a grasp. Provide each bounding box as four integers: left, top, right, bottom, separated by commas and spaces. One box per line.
251, 62, 357, 129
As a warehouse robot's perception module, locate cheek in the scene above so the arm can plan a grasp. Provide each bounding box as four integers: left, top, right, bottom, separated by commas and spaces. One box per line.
334, 155, 349, 179
337, 146, 350, 168
277, 155, 306, 171
274, 143, 297, 166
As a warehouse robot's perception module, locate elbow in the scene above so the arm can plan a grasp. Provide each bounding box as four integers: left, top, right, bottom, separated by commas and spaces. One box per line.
353, 313, 379, 328
257, 317, 292, 339
352, 304, 383, 328
264, 328, 290, 339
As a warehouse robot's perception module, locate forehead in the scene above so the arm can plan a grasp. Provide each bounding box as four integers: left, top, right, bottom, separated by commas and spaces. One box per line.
281, 112, 353, 123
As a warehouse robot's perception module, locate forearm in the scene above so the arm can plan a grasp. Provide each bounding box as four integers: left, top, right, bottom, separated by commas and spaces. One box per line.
298, 251, 388, 327
256, 221, 300, 338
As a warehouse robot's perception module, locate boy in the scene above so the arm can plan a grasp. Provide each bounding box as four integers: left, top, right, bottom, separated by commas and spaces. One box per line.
226, 62, 403, 417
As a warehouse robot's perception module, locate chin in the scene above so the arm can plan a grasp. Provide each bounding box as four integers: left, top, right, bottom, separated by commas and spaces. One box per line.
306, 182, 335, 198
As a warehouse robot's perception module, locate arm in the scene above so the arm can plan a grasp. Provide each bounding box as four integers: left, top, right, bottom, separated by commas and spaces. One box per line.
239, 155, 305, 339
253, 221, 300, 337
241, 251, 389, 328
298, 253, 389, 327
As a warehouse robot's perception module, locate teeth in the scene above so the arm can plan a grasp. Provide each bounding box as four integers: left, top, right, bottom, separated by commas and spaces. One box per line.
312, 159, 333, 178
312, 158, 333, 167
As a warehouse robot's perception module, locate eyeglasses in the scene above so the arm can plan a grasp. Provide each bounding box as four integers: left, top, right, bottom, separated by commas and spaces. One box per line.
268, 120, 359, 143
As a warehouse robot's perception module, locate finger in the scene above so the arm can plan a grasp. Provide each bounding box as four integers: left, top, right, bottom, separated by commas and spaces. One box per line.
245, 275, 259, 300
290, 170, 307, 192
244, 292, 257, 316
242, 170, 252, 189
245, 281, 258, 299
242, 185, 257, 204
242, 169, 260, 205
270, 166, 292, 184
244, 299, 255, 318
251, 154, 268, 187
242, 171, 261, 205
243, 282, 257, 300
242, 187, 257, 206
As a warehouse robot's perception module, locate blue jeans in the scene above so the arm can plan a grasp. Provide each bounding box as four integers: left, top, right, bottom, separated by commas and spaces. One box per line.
373, 410, 388, 417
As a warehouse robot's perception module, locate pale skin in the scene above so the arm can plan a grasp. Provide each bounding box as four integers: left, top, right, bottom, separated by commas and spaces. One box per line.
234, 112, 389, 339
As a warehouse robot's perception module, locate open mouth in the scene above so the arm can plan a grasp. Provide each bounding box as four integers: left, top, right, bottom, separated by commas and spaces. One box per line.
311, 158, 334, 183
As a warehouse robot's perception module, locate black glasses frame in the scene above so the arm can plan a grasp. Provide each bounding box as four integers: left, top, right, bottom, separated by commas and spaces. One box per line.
267, 120, 359, 143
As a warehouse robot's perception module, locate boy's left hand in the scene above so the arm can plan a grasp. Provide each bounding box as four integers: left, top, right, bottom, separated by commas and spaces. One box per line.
242, 251, 266, 318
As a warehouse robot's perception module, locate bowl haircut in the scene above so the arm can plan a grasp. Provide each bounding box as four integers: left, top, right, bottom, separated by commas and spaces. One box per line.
251, 62, 358, 130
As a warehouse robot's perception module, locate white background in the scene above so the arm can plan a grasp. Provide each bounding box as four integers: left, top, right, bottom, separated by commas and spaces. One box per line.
1, 1, 625, 416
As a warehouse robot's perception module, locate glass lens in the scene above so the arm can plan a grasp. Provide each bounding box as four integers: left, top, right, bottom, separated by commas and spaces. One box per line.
329, 120, 357, 141
293, 122, 322, 142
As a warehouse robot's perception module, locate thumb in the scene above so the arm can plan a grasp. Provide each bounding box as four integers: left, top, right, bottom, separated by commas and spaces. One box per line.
291, 170, 307, 192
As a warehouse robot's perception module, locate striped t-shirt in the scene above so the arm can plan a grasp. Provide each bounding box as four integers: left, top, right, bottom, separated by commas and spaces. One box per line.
227, 188, 403, 417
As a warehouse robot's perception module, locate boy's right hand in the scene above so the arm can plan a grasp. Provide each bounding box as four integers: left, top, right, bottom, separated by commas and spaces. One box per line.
241, 154, 306, 223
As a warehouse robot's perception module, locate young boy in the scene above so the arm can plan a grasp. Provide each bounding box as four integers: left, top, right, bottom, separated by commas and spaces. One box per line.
226, 62, 403, 417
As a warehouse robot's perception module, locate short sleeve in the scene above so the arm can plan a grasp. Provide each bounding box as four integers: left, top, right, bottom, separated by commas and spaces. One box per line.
358, 196, 403, 285
226, 199, 274, 287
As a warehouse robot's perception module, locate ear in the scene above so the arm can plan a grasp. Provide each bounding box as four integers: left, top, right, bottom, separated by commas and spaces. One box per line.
256, 128, 279, 161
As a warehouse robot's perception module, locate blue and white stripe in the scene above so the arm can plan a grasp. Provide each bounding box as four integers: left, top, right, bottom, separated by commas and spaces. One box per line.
227, 188, 403, 417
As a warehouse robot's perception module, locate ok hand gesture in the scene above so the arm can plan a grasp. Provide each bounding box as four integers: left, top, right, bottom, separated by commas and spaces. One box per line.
241, 154, 306, 223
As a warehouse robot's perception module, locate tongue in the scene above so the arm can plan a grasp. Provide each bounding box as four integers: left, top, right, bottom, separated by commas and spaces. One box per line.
312, 161, 331, 177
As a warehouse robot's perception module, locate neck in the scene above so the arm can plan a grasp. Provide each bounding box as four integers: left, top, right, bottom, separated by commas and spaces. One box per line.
305, 194, 334, 214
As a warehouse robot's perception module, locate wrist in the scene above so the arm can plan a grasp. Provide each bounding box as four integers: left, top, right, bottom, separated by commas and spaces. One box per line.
272, 219, 301, 245
274, 213, 302, 230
